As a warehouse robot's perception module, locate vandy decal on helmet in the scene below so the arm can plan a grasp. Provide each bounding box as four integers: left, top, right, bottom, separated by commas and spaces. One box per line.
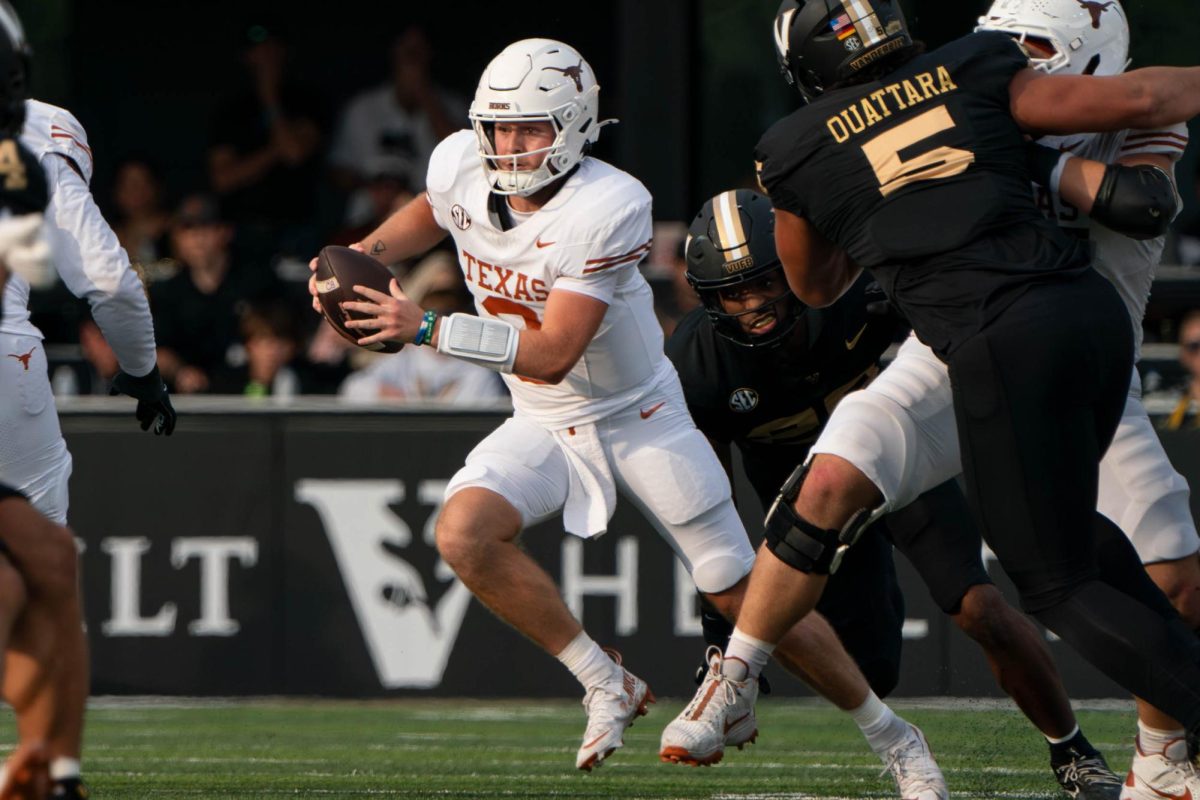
685, 190, 805, 348
976, 0, 1130, 76
468, 39, 615, 196
773, 0, 913, 103
0, 1, 30, 138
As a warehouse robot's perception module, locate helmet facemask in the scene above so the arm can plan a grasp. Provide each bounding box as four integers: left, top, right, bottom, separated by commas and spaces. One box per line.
693, 266, 804, 349
470, 85, 600, 197
976, 0, 1131, 77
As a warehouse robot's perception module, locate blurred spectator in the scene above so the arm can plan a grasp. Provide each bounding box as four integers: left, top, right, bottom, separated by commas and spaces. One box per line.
235, 299, 346, 397
150, 194, 279, 394
329, 168, 415, 253
46, 309, 121, 398
1163, 310, 1200, 430
330, 26, 465, 225
339, 251, 505, 404
648, 235, 701, 338
110, 155, 173, 278
208, 24, 325, 259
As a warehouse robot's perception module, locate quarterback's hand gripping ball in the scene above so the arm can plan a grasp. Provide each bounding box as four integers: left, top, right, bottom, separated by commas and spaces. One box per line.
312, 246, 404, 353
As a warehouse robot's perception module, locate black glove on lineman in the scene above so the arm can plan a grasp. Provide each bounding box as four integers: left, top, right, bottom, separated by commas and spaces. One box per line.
110, 365, 177, 436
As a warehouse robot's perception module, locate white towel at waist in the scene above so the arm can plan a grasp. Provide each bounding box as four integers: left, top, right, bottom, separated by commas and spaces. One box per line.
552, 422, 616, 539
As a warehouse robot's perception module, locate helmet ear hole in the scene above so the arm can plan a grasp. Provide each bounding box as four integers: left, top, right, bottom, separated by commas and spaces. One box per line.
1083, 54, 1101, 75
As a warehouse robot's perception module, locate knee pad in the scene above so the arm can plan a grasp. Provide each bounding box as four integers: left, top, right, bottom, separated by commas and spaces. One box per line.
691, 553, 751, 595
763, 462, 878, 575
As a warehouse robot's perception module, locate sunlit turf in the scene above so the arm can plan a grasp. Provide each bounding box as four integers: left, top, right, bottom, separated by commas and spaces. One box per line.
15, 697, 1136, 798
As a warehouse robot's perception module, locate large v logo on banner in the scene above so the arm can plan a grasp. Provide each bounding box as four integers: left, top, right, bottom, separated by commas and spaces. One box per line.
295, 479, 471, 688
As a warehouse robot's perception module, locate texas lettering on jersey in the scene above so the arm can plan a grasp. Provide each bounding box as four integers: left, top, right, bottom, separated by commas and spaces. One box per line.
461, 249, 550, 305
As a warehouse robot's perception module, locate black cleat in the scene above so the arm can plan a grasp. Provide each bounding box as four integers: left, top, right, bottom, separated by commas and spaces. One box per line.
1052, 750, 1122, 799
50, 777, 90, 799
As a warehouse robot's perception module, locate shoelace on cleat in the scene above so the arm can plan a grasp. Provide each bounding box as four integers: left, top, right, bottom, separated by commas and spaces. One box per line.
880, 731, 943, 795
1054, 755, 1122, 789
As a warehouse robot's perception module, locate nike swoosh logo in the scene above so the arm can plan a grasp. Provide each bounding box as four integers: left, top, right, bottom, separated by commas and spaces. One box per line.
724, 713, 750, 734
535, 238, 555, 249
640, 402, 666, 420
845, 324, 868, 350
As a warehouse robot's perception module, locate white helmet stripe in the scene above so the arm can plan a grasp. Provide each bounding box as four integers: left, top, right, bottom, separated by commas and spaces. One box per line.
845, 0, 886, 45
774, 8, 797, 58
715, 190, 750, 261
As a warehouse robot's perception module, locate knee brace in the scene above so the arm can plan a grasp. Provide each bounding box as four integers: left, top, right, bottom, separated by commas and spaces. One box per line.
763, 462, 877, 575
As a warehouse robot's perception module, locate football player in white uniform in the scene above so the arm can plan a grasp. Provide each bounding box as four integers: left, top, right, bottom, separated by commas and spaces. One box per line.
312, 39, 946, 792
0, 3, 175, 796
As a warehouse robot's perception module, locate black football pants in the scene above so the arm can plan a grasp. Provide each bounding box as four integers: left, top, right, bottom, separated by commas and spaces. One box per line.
948, 269, 1200, 732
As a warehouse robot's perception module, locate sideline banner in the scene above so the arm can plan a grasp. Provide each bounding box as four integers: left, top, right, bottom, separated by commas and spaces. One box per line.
59, 410, 1199, 698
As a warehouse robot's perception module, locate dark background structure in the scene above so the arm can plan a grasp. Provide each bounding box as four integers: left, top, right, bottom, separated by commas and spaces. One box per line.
15, 0, 1200, 226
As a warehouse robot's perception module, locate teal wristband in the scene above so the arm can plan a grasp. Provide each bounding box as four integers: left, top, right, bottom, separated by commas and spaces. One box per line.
416, 310, 438, 346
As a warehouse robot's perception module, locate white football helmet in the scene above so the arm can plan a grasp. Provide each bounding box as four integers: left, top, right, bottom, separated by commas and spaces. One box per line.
976, 0, 1130, 76
468, 39, 614, 196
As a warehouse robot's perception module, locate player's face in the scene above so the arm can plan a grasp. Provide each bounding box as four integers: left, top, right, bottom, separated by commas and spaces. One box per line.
717, 270, 792, 337
492, 120, 556, 172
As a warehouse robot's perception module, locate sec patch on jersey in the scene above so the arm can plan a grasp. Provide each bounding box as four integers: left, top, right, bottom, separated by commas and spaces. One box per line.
314, 246, 404, 353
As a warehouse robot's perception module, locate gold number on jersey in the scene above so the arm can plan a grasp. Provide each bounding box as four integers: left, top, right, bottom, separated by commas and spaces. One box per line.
861, 106, 974, 197
0, 139, 27, 191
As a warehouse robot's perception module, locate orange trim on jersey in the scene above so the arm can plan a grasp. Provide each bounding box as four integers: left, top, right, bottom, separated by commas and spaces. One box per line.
49, 131, 94, 163
581, 251, 648, 274
584, 239, 652, 266
1124, 131, 1188, 144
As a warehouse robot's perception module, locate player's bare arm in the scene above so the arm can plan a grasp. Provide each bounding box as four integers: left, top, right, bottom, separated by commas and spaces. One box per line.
1052, 151, 1171, 212
1009, 66, 1200, 136
774, 208, 861, 308
345, 283, 607, 385
359, 191, 448, 262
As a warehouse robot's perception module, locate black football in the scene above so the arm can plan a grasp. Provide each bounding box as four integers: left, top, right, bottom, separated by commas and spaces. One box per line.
314, 246, 404, 353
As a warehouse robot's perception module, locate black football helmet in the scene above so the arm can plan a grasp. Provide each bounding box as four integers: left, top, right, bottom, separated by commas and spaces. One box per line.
0, 1, 29, 138
685, 189, 804, 348
773, 0, 912, 103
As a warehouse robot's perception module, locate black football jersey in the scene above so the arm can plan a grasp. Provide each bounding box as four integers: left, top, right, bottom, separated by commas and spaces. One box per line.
666, 274, 901, 510
756, 32, 1092, 358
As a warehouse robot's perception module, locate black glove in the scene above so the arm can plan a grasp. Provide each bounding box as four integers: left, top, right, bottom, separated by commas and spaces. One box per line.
110, 365, 177, 436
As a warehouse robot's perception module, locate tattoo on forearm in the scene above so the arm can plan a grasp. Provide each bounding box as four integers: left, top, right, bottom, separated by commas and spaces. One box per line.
371, 240, 387, 256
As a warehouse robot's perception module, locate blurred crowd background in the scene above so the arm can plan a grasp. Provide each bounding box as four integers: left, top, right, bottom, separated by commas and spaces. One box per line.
11, 0, 1200, 419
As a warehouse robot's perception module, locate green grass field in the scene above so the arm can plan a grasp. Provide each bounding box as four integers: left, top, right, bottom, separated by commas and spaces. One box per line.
27, 697, 1139, 799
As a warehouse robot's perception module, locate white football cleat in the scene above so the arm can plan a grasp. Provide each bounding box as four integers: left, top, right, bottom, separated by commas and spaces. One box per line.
880, 723, 948, 800
659, 646, 759, 767
575, 649, 654, 772
1120, 734, 1200, 800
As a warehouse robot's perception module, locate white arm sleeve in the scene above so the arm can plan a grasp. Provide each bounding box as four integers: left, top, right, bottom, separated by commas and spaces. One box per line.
44, 153, 158, 377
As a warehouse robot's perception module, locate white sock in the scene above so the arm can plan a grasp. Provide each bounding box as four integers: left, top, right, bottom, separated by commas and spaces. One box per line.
556, 632, 619, 691
1044, 724, 1079, 745
1137, 720, 1187, 758
850, 691, 909, 755
49, 757, 81, 782
723, 627, 774, 682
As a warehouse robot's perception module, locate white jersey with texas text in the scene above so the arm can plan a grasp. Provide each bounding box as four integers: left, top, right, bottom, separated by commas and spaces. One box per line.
1035, 123, 1188, 359
425, 130, 672, 430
